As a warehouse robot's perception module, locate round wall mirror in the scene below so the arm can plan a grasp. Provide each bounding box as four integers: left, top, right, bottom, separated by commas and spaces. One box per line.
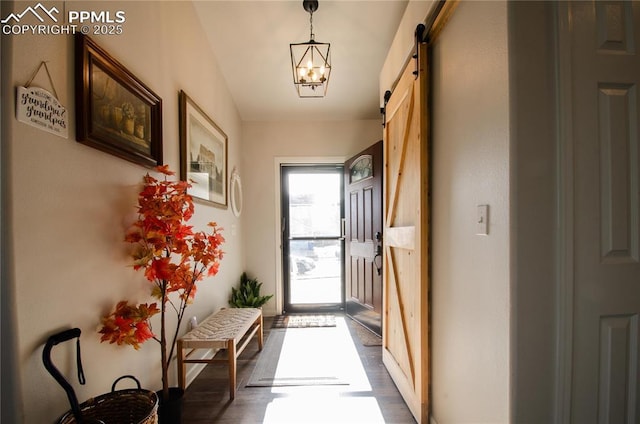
230, 168, 243, 217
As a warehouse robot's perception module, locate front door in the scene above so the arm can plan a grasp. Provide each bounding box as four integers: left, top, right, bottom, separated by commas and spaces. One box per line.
281, 165, 345, 313
382, 42, 430, 423
344, 141, 384, 336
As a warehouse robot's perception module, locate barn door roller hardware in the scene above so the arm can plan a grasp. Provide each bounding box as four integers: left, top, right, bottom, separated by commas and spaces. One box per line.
412, 23, 426, 78
380, 90, 392, 127
380, 22, 426, 126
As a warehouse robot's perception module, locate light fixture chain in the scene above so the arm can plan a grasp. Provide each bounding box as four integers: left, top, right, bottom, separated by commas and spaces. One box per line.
309, 10, 314, 41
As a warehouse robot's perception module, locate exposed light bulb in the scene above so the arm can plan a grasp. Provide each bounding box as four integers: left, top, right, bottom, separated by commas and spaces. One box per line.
320, 66, 325, 75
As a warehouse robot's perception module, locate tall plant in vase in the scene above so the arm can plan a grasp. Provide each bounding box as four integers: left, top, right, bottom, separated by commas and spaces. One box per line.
99, 165, 224, 409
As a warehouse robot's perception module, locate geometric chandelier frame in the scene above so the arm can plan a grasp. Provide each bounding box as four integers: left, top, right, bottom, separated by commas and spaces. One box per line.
290, 0, 331, 97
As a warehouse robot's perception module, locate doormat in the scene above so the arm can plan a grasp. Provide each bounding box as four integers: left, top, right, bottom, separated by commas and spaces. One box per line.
271, 314, 336, 329
352, 323, 382, 346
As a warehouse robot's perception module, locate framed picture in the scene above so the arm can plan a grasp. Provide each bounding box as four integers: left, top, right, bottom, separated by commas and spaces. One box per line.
75, 34, 162, 168
179, 90, 228, 208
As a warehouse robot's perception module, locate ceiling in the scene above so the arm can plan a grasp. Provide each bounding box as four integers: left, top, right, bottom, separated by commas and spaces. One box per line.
193, 1, 409, 122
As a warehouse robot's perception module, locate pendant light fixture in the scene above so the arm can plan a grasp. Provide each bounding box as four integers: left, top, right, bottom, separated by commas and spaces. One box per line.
290, 0, 331, 98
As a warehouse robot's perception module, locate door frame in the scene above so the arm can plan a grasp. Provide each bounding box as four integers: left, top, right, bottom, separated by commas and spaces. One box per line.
273, 156, 346, 315
552, 2, 574, 421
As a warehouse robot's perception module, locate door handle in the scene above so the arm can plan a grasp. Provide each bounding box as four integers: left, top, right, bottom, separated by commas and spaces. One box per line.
374, 231, 383, 275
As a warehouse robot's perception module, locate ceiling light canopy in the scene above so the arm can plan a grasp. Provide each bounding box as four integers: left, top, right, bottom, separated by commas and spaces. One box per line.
290, 0, 331, 98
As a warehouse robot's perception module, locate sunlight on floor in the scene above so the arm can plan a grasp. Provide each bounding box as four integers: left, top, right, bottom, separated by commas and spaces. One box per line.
269, 317, 371, 392
261, 317, 384, 423
263, 395, 386, 424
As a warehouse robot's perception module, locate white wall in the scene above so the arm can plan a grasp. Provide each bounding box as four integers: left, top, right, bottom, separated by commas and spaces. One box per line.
2, 2, 244, 422
430, 1, 510, 423
241, 120, 381, 316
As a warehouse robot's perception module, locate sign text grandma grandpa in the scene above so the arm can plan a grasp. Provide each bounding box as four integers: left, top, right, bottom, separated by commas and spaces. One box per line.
16, 86, 68, 138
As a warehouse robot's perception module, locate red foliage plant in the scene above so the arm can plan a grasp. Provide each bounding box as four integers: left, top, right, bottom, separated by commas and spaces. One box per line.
99, 165, 224, 399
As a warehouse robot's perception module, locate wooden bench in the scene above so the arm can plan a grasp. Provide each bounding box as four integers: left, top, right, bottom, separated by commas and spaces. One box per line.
177, 307, 263, 399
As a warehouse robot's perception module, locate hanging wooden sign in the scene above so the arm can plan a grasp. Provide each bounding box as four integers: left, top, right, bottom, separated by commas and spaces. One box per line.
16, 86, 68, 138
15, 61, 68, 138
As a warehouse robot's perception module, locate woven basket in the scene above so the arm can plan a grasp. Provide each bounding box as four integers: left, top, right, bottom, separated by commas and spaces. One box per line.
58, 377, 158, 424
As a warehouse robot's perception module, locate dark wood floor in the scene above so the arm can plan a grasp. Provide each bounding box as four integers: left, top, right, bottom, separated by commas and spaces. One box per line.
181, 314, 416, 423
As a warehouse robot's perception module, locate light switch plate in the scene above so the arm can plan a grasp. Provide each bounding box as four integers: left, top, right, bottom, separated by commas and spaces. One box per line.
477, 205, 489, 235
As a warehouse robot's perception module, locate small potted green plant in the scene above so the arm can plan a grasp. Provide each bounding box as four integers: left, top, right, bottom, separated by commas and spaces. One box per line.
229, 272, 273, 308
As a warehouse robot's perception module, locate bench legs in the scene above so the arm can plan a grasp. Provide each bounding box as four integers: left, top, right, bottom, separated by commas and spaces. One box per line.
228, 339, 237, 400
177, 339, 186, 390
258, 314, 264, 351
176, 311, 264, 400
228, 316, 262, 399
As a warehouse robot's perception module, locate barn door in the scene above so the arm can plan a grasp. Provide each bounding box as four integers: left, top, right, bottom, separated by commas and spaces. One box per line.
382, 42, 430, 423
